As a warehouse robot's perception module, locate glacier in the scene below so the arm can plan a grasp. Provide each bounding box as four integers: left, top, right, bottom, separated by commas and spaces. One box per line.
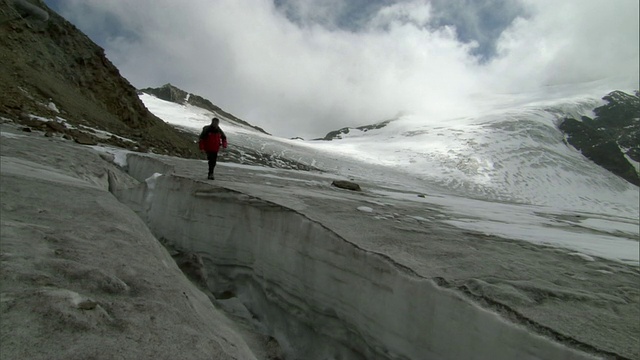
1, 89, 638, 359
135, 92, 638, 359
113, 154, 600, 359
139, 92, 639, 218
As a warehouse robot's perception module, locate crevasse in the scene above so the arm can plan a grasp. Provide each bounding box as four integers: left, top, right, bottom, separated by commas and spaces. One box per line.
113, 154, 596, 360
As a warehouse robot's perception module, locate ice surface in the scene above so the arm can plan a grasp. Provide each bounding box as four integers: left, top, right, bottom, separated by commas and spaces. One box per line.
372, 189, 639, 265
1, 131, 26, 139
4, 86, 639, 359
90, 145, 132, 168
1, 156, 101, 190
115, 158, 601, 359
130, 92, 640, 356
113, 151, 637, 359
0, 129, 259, 359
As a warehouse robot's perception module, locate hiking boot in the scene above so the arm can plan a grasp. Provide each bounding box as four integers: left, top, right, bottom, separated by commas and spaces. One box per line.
207, 174, 214, 180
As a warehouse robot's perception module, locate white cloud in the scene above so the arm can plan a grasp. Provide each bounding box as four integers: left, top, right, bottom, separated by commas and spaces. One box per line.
368, 1, 433, 29
274, 0, 348, 28
486, 0, 639, 90
52, 0, 639, 138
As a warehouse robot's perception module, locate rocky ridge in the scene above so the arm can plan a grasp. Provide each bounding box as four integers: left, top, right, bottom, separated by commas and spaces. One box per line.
0, 1, 199, 158
560, 90, 640, 186
317, 119, 395, 140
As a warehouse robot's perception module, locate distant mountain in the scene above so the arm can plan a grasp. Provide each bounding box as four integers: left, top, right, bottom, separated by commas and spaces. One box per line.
559, 90, 640, 186
316, 119, 395, 140
139, 84, 270, 135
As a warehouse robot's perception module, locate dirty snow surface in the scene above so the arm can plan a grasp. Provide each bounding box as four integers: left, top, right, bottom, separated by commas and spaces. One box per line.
2, 88, 639, 360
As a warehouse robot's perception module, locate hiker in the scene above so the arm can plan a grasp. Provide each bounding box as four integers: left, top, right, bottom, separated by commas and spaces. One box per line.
199, 117, 227, 180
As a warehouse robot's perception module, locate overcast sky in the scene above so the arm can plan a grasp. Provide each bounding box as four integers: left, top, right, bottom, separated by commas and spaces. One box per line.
44, 0, 639, 138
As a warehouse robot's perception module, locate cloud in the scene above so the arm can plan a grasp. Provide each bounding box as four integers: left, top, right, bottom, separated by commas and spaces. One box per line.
485, 0, 639, 91
273, 0, 348, 29
48, 0, 638, 138
427, 0, 528, 59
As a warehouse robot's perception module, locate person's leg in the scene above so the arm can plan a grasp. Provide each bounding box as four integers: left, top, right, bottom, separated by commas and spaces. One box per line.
206, 151, 218, 179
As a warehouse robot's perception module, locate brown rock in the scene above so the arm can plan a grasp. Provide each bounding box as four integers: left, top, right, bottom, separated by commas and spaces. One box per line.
74, 132, 97, 145
331, 180, 362, 191
45, 121, 66, 132
99, 153, 115, 163
77, 300, 98, 310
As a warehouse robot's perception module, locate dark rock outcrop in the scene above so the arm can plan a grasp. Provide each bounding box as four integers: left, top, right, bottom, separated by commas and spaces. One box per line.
559, 90, 640, 186
0, 1, 199, 158
318, 119, 394, 140
331, 180, 362, 191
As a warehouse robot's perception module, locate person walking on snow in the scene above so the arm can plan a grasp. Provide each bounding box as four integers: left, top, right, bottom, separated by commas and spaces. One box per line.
199, 117, 227, 180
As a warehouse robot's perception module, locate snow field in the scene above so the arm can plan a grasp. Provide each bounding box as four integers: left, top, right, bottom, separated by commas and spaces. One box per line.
139, 92, 639, 268
141, 92, 639, 218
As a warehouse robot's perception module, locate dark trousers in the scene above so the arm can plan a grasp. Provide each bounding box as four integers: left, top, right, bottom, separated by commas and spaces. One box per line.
206, 151, 218, 176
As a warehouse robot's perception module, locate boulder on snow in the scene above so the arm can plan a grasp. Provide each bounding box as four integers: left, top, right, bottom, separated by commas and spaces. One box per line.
331, 180, 361, 191
45, 120, 66, 133
72, 131, 97, 145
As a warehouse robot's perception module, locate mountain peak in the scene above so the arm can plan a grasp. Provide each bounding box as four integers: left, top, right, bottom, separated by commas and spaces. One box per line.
139, 85, 270, 135
604, 90, 640, 107
140, 84, 189, 104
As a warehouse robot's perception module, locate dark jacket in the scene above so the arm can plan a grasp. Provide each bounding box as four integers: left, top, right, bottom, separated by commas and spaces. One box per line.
199, 125, 227, 152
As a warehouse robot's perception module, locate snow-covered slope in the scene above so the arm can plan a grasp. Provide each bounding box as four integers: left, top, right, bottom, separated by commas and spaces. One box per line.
314, 102, 638, 216
140, 92, 639, 219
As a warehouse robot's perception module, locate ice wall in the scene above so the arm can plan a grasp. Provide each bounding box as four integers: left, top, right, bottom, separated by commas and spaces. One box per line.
116, 154, 598, 360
